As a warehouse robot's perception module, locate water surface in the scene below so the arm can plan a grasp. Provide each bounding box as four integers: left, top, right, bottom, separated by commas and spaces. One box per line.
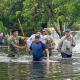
0, 57, 80, 80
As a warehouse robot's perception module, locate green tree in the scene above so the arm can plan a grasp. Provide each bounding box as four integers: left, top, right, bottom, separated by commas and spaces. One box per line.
0, 0, 24, 31
0, 0, 80, 35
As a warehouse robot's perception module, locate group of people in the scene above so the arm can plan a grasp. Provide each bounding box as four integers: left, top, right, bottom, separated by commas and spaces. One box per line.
0, 28, 76, 61
22, 29, 52, 61
1, 29, 53, 61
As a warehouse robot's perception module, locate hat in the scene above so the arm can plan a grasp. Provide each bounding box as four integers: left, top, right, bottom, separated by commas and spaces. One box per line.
12, 29, 18, 33
65, 28, 71, 32
35, 34, 40, 39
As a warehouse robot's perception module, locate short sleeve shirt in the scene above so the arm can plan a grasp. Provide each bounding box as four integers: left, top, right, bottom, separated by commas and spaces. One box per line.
30, 41, 46, 58
8, 36, 19, 52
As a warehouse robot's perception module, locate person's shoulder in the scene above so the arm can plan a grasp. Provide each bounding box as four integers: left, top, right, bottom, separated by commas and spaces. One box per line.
16, 36, 20, 40
31, 34, 35, 37
29, 34, 35, 39
39, 41, 44, 44
42, 35, 47, 39
7, 35, 14, 42
40, 35, 45, 39
40, 34, 43, 37
40, 41, 46, 47
31, 41, 37, 45
60, 36, 66, 40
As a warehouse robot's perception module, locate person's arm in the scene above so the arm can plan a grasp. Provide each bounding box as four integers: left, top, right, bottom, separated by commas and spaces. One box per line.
71, 37, 76, 47
41, 42, 49, 60
57, 36, 65, 52
18, 36, 26, 40
45, 48, 49, 60
12, 44, 23, 49
10, 38, 24, 49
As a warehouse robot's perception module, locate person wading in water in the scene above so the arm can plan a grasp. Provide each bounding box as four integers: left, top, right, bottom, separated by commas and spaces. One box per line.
30, 34, 49, 61
57, 28, 76, 58
8, 29, 25, 58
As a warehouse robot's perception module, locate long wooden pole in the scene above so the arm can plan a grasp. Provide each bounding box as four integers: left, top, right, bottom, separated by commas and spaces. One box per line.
18, 18, 24, 36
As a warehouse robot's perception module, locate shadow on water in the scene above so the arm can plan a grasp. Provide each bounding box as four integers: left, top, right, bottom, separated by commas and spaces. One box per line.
0, 56, 80, 80
60, 59, 73, 80
8, 62, 50, 80
0, 63, 8, 80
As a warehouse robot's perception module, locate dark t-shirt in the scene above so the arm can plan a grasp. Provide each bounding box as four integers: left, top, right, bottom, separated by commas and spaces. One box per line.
30, 41, 46, 59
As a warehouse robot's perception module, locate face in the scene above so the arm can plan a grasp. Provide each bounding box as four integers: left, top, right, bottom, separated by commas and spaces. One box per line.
65, 32, 71, 37
42, 31, 47, 35
35, 38, 40, 42
13, 31, 18, 36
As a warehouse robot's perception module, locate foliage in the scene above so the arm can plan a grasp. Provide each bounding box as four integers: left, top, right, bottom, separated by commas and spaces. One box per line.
0, 0, 80, 35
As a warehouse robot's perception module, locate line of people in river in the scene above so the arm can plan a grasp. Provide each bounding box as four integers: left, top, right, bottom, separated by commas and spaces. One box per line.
8, 29, 53, 61
0, 28, 76, 61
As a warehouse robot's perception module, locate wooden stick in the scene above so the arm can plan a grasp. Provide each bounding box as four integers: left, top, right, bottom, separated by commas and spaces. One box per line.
18, 18, 24, 36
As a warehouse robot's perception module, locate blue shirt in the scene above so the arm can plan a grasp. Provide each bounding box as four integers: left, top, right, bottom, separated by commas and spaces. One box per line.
30, 41, 46, 60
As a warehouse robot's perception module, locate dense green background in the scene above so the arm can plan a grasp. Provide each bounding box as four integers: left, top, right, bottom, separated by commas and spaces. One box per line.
0, 0, 80, 36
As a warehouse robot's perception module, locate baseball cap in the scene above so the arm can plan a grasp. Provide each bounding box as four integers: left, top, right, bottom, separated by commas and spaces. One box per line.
35, 34, 40, 39
12, 29, 18, 33
65, 28, 71, 32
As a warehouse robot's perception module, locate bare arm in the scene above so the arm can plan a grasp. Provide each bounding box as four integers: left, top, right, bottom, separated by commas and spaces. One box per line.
45, 48, 49, 60
12, 44, 24, 49
57, 36, 65, 52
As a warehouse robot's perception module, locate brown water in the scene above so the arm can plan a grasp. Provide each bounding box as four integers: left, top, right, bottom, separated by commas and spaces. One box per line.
0, 58, 80, 80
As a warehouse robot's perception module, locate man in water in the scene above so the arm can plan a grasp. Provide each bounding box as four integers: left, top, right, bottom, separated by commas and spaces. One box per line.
8, 29, 24, 58
57, 28, 75, 58
30, 34, 49, 61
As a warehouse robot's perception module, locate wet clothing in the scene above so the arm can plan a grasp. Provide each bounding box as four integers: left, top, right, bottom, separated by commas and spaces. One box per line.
57, 36, 75, 58
0, 36, 4, 46
8, 36, 20, 57
27, 34, 52, 57
61, 52, 72, 58
27, 34, 43, 48
30, 41, 46, 61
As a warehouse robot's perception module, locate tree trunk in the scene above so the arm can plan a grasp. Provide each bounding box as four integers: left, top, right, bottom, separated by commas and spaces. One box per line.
59, 20, 63, 36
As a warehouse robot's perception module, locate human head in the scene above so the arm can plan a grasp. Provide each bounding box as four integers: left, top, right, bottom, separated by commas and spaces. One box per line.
36, 32, 41, 35
35, 34, 40, 42
65, 28, 71, 37
12, 29, 19, 36
42, 29, 47, 35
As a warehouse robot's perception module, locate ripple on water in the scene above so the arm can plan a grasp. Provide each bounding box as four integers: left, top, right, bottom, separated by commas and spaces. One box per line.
0, 53, 80, 80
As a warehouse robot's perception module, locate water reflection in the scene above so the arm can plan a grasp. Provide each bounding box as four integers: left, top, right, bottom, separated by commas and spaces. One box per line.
30, 62, 49, 80
8, 62, 33, 80
8, 61, 50, 80
0, 57, 80, 80
7, 59, 74, 80
0, 63, 8, 80
8, 62, 20, 80
60, 59, 73, 80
